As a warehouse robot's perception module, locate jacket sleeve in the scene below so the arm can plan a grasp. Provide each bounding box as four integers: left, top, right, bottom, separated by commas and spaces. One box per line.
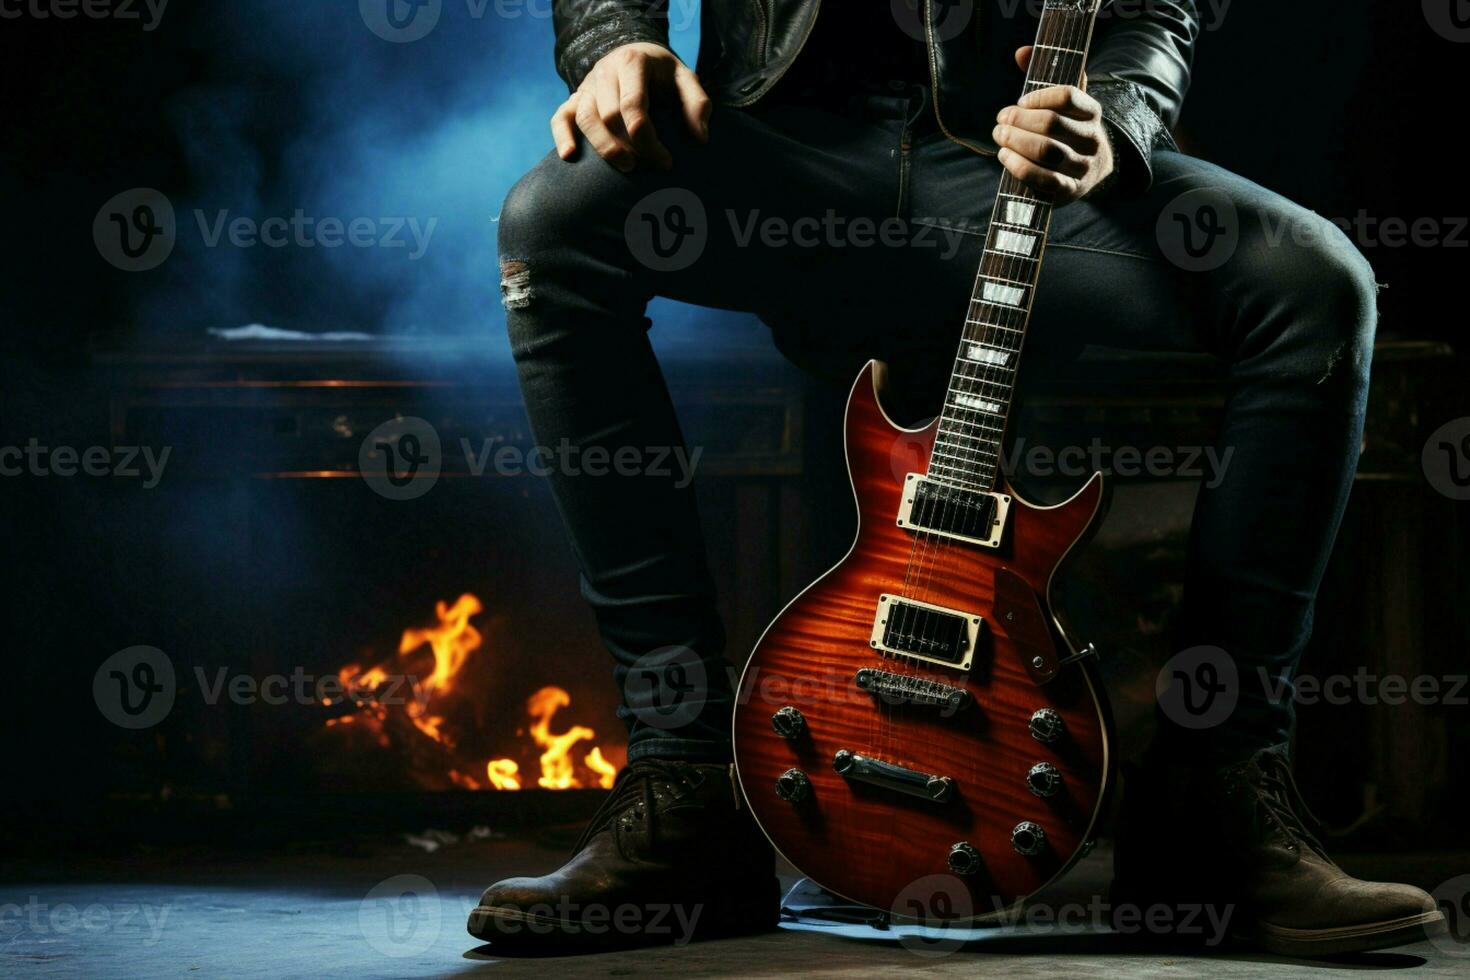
1087, 0, 1200, 193
553, 0, 672, 92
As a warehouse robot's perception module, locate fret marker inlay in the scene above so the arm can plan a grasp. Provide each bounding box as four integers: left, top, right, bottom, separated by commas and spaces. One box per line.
994, 229, 1038, 257
1004, 201, 1038, 226
982, 282, 1026, 308
953, 393, 1004, 414
965, 344, 1011, 366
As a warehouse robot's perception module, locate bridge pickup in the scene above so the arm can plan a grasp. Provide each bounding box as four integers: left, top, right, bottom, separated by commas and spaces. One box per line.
833, 749, 955, 803
869, 595, 981, 671
896, 474, 1011, 549
855, 668, 972, 712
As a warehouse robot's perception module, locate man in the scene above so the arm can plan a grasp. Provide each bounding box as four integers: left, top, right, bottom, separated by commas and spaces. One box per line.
473, 0, 1445, 957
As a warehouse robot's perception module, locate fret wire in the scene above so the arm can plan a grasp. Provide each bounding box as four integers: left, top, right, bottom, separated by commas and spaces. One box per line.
928, 1, 1097, 489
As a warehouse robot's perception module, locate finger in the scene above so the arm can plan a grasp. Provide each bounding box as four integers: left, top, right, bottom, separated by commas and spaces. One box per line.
998, 147, 1080, 203
674, 65, 712, 142
550, 97, 579, 159
995, 106, 1100, 156
617, 58, 671, 170
993, 124, 1089, 178
576, 77, 635, 172
1015, 46, 1032, 72
1018, 84, 1101, 121
1080, 69, 1088, 93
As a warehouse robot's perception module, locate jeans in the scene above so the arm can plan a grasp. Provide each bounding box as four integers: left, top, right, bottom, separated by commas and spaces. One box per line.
496, 85, 1377, 766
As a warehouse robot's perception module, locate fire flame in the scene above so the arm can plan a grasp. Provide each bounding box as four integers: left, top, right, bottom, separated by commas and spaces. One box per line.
325, 593, 618, 790
522, 686, 618, 790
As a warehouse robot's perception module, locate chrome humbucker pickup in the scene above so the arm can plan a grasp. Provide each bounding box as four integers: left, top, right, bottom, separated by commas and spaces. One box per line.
869, 594, 982, 671
896, 474, 1011, 549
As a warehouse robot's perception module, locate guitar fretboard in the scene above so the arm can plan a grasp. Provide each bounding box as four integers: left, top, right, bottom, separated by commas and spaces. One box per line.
928, 1, 1101, 492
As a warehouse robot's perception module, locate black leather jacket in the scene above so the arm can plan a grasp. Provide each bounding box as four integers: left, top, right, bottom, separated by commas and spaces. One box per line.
551, 1, 1199, 193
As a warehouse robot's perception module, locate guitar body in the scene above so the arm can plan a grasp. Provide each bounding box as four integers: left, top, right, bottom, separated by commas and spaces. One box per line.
732, 361, 1112, 920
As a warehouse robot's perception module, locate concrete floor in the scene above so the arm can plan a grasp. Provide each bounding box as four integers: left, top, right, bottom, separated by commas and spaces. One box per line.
3, 835, 1466, 979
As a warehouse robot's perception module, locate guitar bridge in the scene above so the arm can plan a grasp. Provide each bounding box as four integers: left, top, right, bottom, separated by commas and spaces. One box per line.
896, 474, 1011, 549
855, 668, 972, 713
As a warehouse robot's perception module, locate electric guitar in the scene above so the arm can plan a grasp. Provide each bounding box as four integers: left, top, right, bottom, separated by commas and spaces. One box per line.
733, 0, 1113, 922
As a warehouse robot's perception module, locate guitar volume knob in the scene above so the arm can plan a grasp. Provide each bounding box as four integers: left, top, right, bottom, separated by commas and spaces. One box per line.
1026, 762, 1063, 798
775, 768, 811, 804
947, 841, 982, 876
1028, 708, 1065, 744
771, 706, 806, 740
1011, 821, 1047, 857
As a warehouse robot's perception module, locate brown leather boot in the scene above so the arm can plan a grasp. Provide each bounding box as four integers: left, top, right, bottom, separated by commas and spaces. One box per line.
1210, 745, 1444, 957
467, 759, 780, 950
1114, 744, 1446, 957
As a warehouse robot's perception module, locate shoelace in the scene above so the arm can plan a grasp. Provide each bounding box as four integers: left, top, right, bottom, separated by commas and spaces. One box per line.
1251, 753, 1329, 858
570, 759, 697, 856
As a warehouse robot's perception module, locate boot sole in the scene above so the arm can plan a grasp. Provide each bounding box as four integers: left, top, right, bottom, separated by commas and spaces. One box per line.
467, 889, 779, 952
1249, 909, 1447, 958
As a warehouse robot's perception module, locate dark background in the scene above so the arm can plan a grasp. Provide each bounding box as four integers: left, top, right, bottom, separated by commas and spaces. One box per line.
1, 2, 1466, 853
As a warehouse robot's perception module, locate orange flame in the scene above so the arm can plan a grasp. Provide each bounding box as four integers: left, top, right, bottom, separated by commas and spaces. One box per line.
485, 759, 522, 791
529, 686, 593, 789
326, 594, 619, 791
585, 746, 618, 790
399, 593, 482, 697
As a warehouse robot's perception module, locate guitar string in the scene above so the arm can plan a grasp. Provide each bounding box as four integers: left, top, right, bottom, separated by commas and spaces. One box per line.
885, 4, 1083, 763
910, 4, 1094, 656
903, 7, 1087, 638
883, 2, 1096, 765
899, 3, 1087, 625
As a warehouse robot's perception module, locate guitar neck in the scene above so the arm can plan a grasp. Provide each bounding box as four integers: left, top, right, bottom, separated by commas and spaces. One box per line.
929, 0, 1103, 493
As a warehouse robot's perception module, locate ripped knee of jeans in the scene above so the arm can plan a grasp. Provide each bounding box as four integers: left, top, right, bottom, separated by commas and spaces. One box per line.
499, 259, 532, 310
